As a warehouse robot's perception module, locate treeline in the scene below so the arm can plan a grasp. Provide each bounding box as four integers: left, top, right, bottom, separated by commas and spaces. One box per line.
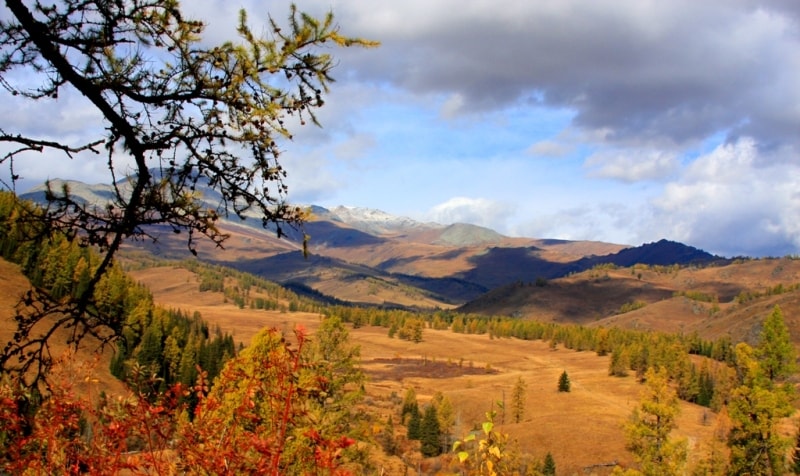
0, 192, 234, 391
179, 259, 324, 313
110, 306, 235, 394
309, 298, 738, 411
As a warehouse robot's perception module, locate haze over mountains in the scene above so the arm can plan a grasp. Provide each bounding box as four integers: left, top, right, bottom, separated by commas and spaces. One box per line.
22, 178, 721, 309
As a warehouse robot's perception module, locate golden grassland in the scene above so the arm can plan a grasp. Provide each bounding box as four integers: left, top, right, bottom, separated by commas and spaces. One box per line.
6, 258, 800, 474
130, 266, 724, 475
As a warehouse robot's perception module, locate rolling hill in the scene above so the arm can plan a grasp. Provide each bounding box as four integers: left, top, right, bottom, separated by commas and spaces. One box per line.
21, 177, 723, 308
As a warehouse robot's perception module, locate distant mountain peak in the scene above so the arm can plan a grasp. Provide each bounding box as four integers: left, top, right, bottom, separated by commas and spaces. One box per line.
315, 205, 434, 236
434, 223, 505, 246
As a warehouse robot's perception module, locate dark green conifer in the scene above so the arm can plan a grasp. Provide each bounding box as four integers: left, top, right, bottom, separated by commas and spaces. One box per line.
542, 452, 556, 476
558, 370, 571, 392
420, 405, 441, 457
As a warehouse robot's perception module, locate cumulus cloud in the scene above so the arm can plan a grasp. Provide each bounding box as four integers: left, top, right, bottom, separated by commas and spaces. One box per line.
514, 203, 641, 244
643, 138, 800, 256
426, 197, 515, 230
526, 140, 572, 158
584, 150, 680, 182
325, 0, 800, 150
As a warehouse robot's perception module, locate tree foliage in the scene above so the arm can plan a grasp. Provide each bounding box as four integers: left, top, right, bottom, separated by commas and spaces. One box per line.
0, 325, 365, 475
755, 305, 796, 382
624, 366, 687, 476
420, 404, 442, 457
0, 0, 375, 383
511, 376, 526, 423
727, 342, 794, 476
558, 370, 570, 393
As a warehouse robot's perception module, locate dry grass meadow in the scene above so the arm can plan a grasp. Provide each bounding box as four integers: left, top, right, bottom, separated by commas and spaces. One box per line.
8, 256, 800, 473
130, 266, 724, 475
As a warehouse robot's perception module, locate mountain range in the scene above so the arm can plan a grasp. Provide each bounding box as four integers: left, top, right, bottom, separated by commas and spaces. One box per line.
21, 178, 722, 309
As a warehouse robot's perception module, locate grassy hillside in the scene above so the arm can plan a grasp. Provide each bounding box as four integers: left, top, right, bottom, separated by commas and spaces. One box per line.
462, 258, 800, 346
129, 264, 725, 475
0, 259, 126, 397
6, 253, 800, 474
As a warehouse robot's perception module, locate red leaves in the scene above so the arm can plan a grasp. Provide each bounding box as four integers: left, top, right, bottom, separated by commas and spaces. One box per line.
1, 326, 360, 475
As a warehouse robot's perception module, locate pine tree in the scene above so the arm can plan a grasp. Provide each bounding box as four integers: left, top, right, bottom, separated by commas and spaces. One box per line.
0, 0, 376, 384
407, 404, 421, 440
542, 452, 556, 476
420, 405, 442, 457
558, 370, 571, 392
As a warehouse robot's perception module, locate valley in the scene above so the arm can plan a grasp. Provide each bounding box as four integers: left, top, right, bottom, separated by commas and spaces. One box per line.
130, 264, 722, 475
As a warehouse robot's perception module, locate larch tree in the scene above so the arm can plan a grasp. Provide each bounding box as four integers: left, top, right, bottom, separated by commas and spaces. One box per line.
624, 366, 687, 476
755, 305, 796, 382
0, 0, 376, 384
511, 375, 527, 423
727, 342, 794, 476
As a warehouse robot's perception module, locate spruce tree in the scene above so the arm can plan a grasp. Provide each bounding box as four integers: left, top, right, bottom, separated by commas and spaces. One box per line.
542, 452, 556, 476
407, 404, 421, 440
420, 405, 442, 457
558, 370, 571, 392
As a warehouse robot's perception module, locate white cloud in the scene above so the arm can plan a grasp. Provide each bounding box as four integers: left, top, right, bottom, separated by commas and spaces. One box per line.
426, 197, 515, 230
440, 93, 466, 119
526, 140, 572, 158
584, 149, 679, 182
644, 138, 800, 256
514, 202, 641, 245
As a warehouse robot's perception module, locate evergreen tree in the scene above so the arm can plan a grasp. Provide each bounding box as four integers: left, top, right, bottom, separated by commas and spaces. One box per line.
696, 361, 715, 408
407, 404, 421, 440
558, 370, 571, 392
511, 376, 527, 423
420, 405, 442, 457
542, 452, 556, 476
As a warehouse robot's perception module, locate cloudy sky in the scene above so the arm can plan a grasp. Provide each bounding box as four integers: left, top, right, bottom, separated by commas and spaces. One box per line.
3, 1, 800, 257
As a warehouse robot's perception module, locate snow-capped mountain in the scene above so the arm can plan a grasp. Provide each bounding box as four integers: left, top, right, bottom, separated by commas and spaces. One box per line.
322, 205, 436, 236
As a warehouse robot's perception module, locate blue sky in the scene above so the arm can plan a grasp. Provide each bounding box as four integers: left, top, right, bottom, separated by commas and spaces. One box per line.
3, 1, 800, 257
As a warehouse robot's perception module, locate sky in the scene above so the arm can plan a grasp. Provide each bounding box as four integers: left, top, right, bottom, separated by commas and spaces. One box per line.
2, 1, 800, 257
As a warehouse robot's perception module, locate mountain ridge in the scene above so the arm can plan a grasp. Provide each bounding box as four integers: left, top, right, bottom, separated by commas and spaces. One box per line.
19, 176, 723, 308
